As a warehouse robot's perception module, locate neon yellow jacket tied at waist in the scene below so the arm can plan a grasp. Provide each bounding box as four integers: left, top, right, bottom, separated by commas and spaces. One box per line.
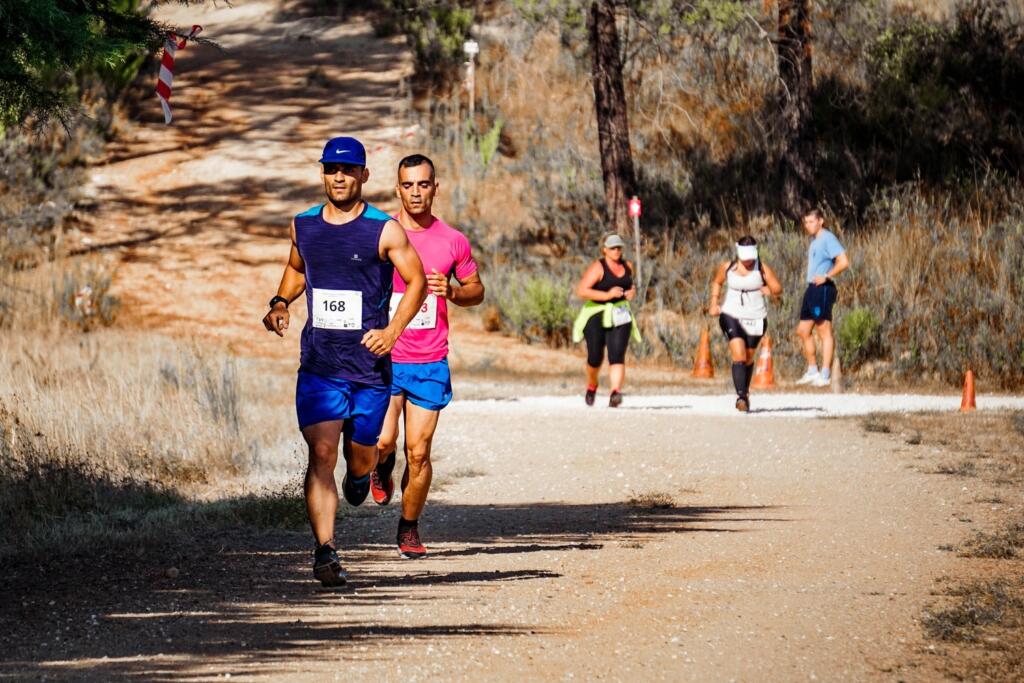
572, 300, 643, 344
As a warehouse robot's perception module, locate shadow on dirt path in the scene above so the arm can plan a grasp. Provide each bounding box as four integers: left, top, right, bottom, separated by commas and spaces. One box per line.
1, 501, 780, 680
76, 0, 416, 360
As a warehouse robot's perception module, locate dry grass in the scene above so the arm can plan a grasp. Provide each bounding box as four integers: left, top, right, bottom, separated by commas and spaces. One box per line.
923, 579, 1024, 642
932, 460, 979, 477
0, 324, 303, 560
867, 411, 1024, 680
962, 522, 1024, 560
1, 329, 252, 480
626, 491, 676, 510
862, 413, 893, 433
418, 3, 1024, 388
0, 258, 302, 560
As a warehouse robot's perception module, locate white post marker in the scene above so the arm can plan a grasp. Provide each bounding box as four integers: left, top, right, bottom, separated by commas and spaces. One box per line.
628, 195, 642, 296
463, 39, 479, 121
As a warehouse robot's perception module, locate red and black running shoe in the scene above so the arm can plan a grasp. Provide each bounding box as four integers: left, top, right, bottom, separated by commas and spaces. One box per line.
585, 386, 597, 406
609, 390, 623, 408
370, 453, 396, 506
397, 524, 427, 559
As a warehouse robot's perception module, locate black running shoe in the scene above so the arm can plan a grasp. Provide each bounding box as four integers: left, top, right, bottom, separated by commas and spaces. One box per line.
735, 395, 750, 413
341, 472, 371, 506
312, 543, 346, 587
609, 390, 623, 408
585, 388, 596, 406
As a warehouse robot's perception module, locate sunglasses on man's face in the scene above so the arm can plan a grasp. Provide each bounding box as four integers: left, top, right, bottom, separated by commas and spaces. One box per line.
322, 163, 360, 176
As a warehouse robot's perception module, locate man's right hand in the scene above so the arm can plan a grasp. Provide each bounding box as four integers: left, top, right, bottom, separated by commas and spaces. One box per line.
709, 303, 721, 316
263, 303, 289, 337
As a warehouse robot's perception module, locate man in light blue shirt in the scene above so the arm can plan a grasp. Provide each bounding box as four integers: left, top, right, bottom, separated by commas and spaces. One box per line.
795, 208, 849, 387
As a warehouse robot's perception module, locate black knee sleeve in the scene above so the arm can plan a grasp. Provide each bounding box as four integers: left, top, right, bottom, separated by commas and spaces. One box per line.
732, 361, 747, 397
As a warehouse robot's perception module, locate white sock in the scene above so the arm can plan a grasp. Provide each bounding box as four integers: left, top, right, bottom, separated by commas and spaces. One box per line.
821, 368, 831, 380
807, 364, 818, 375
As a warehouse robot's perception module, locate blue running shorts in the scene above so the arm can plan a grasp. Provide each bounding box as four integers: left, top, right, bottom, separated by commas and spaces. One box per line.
295, 371, 390, 445
390, 359, 453, 411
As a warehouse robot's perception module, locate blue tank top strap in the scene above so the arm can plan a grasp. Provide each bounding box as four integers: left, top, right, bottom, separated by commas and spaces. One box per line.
363, 204, 392, 221
296, 203, 325, 219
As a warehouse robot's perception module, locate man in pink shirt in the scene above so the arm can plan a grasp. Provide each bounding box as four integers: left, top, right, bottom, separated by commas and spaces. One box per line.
371, 154, 485, 558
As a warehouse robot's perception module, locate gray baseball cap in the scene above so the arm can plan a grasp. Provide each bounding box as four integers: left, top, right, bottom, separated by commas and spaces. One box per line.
604, 234, 625, 248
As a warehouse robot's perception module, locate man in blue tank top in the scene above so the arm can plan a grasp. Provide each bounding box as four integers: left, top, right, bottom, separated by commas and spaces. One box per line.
262, 136, 427, 587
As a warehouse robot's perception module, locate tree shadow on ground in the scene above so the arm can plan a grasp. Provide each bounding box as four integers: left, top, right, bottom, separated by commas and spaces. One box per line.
0, 469, 786, 680
76, 11, 413, 259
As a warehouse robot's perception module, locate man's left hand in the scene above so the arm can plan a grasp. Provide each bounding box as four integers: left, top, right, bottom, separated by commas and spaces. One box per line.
426, 268, 451, 300
812, 275, 828, 285
362, 328, 398, 356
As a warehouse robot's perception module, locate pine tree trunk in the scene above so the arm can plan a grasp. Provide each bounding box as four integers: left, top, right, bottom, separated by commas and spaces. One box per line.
777, 0, 816, 218
588, 0, 636, 235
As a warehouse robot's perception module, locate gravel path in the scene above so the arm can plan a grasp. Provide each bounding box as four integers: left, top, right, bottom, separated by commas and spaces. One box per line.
4, 403, 990, 681
452, 392, 1024, 418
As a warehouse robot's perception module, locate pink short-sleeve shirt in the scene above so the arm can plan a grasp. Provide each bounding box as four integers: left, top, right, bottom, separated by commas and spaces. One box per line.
391, 216, 478, 363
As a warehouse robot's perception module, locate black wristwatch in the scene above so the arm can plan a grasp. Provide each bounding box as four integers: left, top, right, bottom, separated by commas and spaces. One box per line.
269, 296, 289, 309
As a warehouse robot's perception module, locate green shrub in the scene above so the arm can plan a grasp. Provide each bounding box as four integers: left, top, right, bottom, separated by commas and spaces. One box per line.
493, 272, 575, 347
838, 307, 882, 368
375, 0, 476, 91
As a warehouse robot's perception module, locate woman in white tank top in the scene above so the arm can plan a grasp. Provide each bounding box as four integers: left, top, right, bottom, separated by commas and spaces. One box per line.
708, 236, 783, 412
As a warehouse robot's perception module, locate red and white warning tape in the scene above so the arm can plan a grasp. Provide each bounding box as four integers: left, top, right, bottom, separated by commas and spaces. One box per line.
155, 25, 202, 125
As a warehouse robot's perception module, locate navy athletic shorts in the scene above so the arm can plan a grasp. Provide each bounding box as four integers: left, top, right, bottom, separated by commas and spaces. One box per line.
799, 282, 838, 322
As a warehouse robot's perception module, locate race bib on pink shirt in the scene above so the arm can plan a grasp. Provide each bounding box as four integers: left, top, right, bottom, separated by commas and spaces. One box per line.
391, 217, 478, 364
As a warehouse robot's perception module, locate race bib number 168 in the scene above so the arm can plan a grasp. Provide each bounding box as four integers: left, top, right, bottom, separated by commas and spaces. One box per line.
312, 288, 362, 330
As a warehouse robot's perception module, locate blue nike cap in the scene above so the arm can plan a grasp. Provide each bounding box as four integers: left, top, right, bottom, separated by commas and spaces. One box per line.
319, 136, 366, 166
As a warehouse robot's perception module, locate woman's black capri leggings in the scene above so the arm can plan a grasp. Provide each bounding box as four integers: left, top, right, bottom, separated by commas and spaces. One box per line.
583, 315, 631, 367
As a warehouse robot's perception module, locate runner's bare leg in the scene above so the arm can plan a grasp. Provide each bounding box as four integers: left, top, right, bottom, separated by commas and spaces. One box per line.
609, 363, 625, 392
401, 402, 441, 521
377, 394, 407, 465
302, 420, 343, 545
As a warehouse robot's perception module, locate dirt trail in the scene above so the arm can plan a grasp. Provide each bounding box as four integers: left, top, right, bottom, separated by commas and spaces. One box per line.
79, 0, 417, 360
7, 1, 999, 680
2, 407, 995, 681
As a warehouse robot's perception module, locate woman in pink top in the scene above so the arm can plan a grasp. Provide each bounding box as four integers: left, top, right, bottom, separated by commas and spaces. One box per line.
371, 155, 485, 559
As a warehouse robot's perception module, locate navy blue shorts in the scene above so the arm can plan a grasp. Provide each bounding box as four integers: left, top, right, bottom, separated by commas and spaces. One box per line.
295, 371, 390, 445
799, 282, 838, 322
390, 359, 453, 411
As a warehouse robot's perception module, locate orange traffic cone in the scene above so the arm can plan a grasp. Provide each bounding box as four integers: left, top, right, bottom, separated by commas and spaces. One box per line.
960, 370, 976, 411
692, 326, 714, 378
751, 335, 776, 389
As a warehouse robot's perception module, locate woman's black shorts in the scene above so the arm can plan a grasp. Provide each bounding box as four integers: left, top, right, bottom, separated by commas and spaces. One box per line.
719, 313, 766, 350
583, 314, 631, 366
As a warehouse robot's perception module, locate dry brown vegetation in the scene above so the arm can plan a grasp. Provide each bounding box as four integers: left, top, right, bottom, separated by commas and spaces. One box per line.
0, 257, 306, 561
860, 411, 1024, 680
413, 1, 1024, 386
